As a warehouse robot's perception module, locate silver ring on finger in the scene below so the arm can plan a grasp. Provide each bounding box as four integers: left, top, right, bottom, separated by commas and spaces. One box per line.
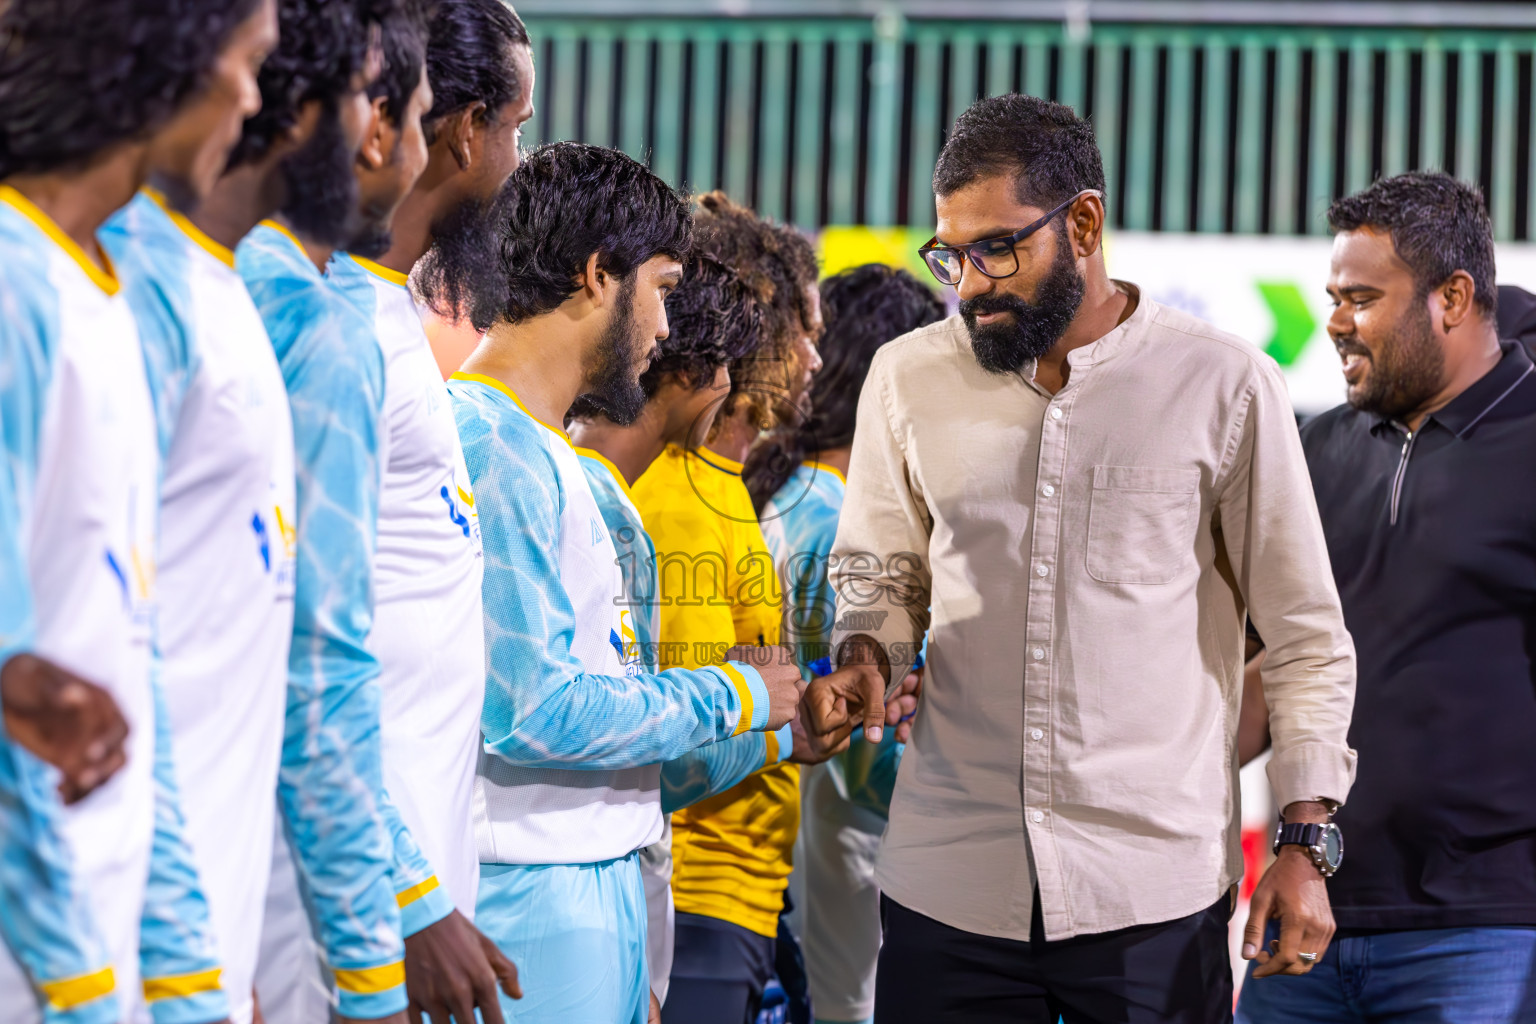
1297, 952, 1318, 963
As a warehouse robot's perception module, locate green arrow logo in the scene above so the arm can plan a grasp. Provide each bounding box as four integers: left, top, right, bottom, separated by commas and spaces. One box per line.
1256, 281, 1316, 367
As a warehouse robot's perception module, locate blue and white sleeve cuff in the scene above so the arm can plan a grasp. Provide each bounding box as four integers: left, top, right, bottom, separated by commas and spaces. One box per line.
396, 873, 454, 937
333, 960, 408, 1020
142, 971, 228, 1024
718, 660, 772, 734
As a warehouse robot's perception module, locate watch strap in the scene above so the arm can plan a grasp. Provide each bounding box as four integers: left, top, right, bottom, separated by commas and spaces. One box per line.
1274, 821, 1323, 855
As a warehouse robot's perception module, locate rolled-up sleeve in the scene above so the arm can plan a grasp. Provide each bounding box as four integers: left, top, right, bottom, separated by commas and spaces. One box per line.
829, 352, 932, 688
1217, 359, 1357, 810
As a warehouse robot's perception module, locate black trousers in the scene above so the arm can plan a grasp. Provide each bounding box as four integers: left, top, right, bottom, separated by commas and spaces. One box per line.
875, 892, 1234, 1024
662, 912, 777, 1024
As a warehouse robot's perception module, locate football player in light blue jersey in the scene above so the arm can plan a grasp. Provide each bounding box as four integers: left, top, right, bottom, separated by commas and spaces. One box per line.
228, 3, 429, 1022
443, 142, 835, 1024
747, 265, 942, 1024
325, 3, 535, 1020
0, 1, 281, 1021
570, 253, 865, 1014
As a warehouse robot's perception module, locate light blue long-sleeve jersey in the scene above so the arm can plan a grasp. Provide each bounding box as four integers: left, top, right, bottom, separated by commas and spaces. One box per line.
575, 447, 790, 814
1, 186, 224, 1024
0, 194, 119, 1024
235, 222, 409, 1018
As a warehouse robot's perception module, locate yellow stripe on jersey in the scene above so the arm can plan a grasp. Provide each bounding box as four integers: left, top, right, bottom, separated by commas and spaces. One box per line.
349, 254, 410, 288
450, 372, 573, 446
39, 966, 116, 1010
719, 662, 755, 737
143, 188, 236, 269
334, 961, 406, 994
0, 184, 120, 295
764, 727, 780, 767
396, 874, 441, 908
143, 967, 222, 1002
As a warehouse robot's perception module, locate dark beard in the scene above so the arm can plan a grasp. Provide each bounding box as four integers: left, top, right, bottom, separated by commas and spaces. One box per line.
278, 102, 359, 248
578, 275, 648, 426
1341, 302, 1446, 421
345, 149, 403, 259
960, 229, 1085, 374
414, 186, 511, 322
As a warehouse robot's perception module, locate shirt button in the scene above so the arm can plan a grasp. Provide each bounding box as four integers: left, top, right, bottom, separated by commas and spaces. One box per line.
1031, 728, 1044, 741
1050, 407, 1064, 420
1036, 564, 1049, 577
1041, 483, 1055, 497
1032, 647, 1045, 661
1032, 810, 1045, 823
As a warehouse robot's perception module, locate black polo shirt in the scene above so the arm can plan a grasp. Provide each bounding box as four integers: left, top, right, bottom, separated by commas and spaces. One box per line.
1301, 341, 1536, 931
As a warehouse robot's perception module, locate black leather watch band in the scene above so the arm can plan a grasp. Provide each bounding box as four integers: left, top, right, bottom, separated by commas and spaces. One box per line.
1274, 821, 1323, 855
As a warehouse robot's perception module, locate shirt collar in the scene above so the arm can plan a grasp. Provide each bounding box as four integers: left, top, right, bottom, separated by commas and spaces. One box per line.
1062, 281, 1148, 372
1372, 341, 1536, 439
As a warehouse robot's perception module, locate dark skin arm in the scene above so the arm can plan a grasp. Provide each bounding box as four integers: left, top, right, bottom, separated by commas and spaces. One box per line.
405, 909, 521, 1024
1243, 800, 1336, 978
0, 654, 129, 803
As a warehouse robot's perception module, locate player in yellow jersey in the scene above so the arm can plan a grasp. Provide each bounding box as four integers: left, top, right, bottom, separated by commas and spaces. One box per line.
632, 192, 826, 1024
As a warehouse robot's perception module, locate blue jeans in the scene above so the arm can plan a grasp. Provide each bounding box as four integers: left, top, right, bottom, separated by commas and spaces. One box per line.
1236, 923, 1536, 1023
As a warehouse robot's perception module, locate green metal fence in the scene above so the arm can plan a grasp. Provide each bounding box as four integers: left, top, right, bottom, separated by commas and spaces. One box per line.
520, 16, 1536, 238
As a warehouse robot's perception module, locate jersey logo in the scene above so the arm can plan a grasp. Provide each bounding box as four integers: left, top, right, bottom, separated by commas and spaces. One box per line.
609, 628, 625, 661
252, 512, 271, 570
440, 485, 472, 538
105, 549, 129, 608
591, 518, 605, 546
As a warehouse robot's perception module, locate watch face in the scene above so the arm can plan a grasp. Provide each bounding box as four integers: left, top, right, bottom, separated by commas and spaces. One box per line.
1322, 824, 1344, 869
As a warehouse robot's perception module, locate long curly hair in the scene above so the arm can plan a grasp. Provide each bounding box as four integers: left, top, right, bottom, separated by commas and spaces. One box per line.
691, 191, 820, 433
0, 0, 263, 177
744, 264, 945, 511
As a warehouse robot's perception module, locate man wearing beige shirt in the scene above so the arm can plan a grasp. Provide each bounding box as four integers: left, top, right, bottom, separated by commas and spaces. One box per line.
827, 94, 1358, 1022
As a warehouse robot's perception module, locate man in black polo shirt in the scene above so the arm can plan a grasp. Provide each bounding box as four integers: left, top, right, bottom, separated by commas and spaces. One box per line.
1237, 172, 1536, 1021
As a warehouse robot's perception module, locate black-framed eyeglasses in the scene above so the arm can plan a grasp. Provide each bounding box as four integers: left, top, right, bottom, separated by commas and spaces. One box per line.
918, 189, 1102, 286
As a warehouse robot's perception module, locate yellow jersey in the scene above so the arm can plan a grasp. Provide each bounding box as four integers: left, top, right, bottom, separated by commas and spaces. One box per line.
632, 444, 799, 938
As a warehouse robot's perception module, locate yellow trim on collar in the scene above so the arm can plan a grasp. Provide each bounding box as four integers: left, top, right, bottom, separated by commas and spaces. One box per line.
396, 874, 440, 908
333, 961, 406, 995
575, 446, 637, 503
142, 188, 235, 269
143, 967, 222, 1003
258, 218, 306, 253
450, 371, 574, 447
0, 184, 120, 294
802, 459, 847, 485
349, 254, 410, 287
39, 966, 115, 1010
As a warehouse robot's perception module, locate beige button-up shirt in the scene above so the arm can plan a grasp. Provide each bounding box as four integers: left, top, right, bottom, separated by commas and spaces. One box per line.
830, 285, 1357, 941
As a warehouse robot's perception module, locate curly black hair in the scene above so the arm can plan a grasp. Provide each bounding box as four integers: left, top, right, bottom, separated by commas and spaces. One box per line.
0, 0, 263, 177
227, 0, 401, 167
745, 264, 945, 510
692, 191, 819, 431
933, 93, 1106, 212
423, 0, 529, 139
1329, 171, 1498, 318
369, 0, 428, 126
430, 141, 692, 331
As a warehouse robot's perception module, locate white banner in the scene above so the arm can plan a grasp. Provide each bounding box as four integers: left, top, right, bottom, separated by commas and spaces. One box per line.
1104, 231, 1536, 414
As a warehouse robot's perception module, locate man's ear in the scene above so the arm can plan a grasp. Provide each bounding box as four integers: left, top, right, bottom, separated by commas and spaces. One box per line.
440, 104, 483, 171
579, 251, 614, 306
357, 95, 391, 171
1438, 269, 1478, 332
1068, 191, 1106, 260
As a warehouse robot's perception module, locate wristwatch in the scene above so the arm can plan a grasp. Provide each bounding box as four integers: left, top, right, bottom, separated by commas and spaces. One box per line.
1273, 818, 1344, 878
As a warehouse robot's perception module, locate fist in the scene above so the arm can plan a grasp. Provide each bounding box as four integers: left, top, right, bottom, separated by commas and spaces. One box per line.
0, 654, 129, 803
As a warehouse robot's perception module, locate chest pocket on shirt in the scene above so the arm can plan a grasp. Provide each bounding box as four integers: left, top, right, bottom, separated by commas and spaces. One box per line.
1086, 465, 1200, 585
